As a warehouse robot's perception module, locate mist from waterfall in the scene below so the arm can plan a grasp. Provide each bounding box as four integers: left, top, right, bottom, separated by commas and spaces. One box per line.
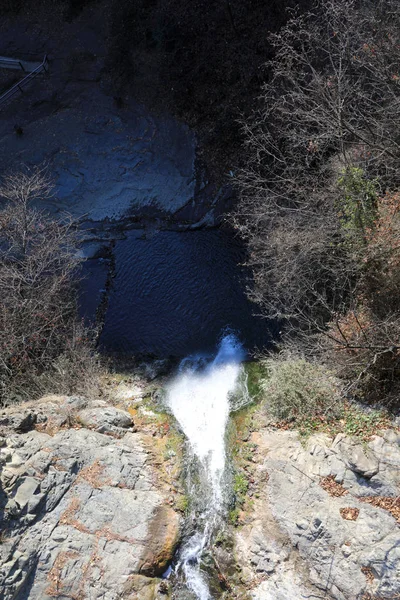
166, 333, 246, 599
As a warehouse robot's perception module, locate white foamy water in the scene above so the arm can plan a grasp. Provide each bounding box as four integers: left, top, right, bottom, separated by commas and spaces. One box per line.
166, 334, 245, 599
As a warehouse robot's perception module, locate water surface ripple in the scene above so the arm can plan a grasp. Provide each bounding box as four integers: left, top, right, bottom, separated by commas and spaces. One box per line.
100, 229, 269, 356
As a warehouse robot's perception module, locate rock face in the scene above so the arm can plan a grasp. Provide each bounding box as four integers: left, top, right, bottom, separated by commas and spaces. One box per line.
0, 5, 198, 225
236, 429, 400, 600
77, 405, 135, 434
0, 3, 229, 231
0, 397, 181, 600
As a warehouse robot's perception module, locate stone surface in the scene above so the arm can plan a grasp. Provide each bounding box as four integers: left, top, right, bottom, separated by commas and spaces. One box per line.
0, 6, 198, 226
250, 568, 314, 600
0, 397, 181, 600
0, 106, 197, 223
335, 437, 379, 479
236, 429, 400, 600
114, 382, 146, 402
0, 412, 37, 433
77, 406, 134, 434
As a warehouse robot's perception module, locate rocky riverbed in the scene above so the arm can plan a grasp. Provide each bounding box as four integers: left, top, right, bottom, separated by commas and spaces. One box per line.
1, 383, 399, 600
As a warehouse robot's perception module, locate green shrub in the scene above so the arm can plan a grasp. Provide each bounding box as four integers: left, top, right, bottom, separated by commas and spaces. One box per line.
233, 472, 249, 499
262, 359, 342, 423
228, 507, 241, 526
337, 167, 378, 243
243, 361, 269, 401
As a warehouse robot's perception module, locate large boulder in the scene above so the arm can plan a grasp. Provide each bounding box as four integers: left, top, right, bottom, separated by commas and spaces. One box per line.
0, 402, 181, 600
333, 434, 379, 479
77, 405, 134, 435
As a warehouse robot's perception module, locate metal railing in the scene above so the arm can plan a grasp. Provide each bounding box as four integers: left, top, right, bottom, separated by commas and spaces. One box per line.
0, 56, 27, 71
0, 55, 49, 107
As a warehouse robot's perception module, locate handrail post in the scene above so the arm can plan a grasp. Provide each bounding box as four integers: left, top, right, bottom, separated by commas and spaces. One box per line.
0, 53, 50, 107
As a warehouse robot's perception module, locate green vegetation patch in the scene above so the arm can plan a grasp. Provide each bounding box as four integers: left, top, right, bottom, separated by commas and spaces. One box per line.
242, 360, 270, 402
233, 472, 249, 499
259, 357, 392, 441
337, 166, 378, 243
262, 358, 342, 424
296, 403, 391, 442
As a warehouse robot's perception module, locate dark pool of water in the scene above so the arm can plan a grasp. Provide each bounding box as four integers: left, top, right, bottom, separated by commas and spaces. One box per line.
84, 228, 271, 357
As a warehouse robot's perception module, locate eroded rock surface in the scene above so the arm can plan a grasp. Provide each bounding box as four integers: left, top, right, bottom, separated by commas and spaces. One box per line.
0, 396, 181, 600
236, 429, 400, 599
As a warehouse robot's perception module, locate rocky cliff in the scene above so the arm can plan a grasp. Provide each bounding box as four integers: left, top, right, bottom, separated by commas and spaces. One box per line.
1, 390, 400, 599
0, 394, 183, 600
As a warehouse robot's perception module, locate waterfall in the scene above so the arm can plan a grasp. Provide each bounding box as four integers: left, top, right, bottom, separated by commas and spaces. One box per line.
166, 333, 246, 599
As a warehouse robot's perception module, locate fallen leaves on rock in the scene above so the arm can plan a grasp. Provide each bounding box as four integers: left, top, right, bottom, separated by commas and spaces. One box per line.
46, 550, 79, 596
74, 459, 111, 489
59, 497, 91, 534
340, 507, 360, 520
361, 566, 375, 584
359, 496, 400, 523
320, 475, 348, 497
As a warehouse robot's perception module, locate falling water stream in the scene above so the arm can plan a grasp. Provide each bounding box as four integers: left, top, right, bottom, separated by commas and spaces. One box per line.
166, 333, 247, 599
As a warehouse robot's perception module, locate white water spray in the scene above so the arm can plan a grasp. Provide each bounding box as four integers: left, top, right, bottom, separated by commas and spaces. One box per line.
166, 333, 246, 599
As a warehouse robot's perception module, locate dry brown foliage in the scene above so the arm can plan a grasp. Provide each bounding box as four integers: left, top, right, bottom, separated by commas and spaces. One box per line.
320, 475, 348, 497
74, 460, 111, 489
46, 550, 80, 597
361, 567, 375, 585
340, 507, 360, 520
359, 496, 400, 523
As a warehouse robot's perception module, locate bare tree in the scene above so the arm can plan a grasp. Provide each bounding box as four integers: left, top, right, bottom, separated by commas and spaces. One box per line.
0, 168, 100, 404
234, 0, 400, 319
233, 0, 400, 401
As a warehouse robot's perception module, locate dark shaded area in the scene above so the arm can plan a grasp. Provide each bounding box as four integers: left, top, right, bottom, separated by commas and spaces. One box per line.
0, 0, 94, 17
0, 0, 313, 172
95, 228, 272, 357
0, 0, 300, 361
106, 0, 313, 171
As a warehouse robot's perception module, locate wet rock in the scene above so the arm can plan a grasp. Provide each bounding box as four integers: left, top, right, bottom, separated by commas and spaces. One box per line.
158, 579, 170, 594
122, 574, 160, 600
139, 505, 181, 576
140, 359, 173, 381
